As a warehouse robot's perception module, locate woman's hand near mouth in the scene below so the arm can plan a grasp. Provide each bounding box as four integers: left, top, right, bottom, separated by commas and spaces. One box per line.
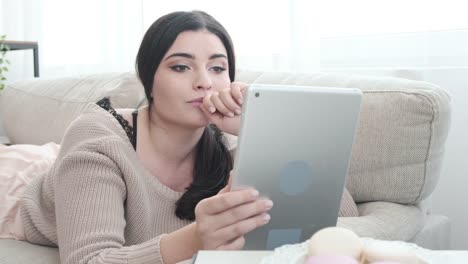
200, 82, 248, 136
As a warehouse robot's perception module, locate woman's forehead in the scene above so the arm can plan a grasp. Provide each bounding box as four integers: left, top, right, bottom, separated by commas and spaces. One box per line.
165, 30, 227, 59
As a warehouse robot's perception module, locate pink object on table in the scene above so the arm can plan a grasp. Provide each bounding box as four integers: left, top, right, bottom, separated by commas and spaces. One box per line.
370, 262, 403, 264
305, 255, 359, 264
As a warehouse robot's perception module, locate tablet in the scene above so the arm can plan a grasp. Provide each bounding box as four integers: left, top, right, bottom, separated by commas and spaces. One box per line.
232, 83, 362, 250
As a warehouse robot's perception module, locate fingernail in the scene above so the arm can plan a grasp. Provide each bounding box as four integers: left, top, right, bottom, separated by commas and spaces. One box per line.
235, 109, 242, 115
228, 112, 234, 117
238, 98, 243, 104
263, 214, 271, 223
264, 200, 274, 210
251, 190, 259, 198
209, 106, 216, 113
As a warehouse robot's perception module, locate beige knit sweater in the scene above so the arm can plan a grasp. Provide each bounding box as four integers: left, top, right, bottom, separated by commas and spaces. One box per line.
20, 103, 192, 264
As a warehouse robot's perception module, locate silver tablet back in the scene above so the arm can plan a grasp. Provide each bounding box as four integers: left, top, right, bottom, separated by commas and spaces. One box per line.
232, 84, 362, 250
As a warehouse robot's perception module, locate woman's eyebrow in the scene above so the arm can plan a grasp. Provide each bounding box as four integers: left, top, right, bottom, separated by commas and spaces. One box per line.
209, 54, 227, 60
164, 53, 194, 61
164, 53, 227, 61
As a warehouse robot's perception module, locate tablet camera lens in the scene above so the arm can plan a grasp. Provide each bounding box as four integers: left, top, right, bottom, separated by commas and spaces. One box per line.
255, 92, 260, 97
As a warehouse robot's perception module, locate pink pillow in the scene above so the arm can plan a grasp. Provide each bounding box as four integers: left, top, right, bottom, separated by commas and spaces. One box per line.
0, 143, 60, 240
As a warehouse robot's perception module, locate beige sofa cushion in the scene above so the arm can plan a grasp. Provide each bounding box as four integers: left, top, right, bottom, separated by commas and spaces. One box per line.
337, 201, 424, 241
0, 73, 146, 145
236, 70, 451, 205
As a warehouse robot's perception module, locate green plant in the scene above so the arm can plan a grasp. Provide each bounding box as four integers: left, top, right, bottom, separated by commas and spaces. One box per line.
0, 35, 10, 90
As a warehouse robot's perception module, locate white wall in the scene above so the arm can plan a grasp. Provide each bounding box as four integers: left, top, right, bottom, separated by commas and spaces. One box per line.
0, 0, 40, 82
0, 1, 3, 32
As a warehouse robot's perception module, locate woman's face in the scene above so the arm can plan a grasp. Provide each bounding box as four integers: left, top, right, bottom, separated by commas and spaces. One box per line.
152, 30, 231, 128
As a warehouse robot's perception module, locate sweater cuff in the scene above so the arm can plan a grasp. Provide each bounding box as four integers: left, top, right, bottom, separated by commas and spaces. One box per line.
97, 234, 166, 264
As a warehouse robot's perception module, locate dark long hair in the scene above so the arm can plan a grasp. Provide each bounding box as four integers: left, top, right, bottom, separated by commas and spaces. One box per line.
135, 11, 235, 220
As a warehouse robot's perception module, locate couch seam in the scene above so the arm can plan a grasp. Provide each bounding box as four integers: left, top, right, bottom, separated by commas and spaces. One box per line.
414, 94, 436, 204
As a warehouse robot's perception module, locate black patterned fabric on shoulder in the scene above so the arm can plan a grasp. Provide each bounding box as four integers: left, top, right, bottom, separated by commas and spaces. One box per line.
96, 97, 136, 149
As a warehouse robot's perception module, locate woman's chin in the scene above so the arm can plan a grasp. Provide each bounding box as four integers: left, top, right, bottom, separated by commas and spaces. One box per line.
190, 113, 211, 128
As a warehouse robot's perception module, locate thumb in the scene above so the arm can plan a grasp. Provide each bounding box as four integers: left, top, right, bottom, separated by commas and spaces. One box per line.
218, 171, 233, 194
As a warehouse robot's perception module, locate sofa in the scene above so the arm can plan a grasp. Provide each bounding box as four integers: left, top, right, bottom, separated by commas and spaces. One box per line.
0, 70, 452, 263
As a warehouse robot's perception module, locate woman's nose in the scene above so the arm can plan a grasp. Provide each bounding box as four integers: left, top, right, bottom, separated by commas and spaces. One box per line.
194, 70, 212, 90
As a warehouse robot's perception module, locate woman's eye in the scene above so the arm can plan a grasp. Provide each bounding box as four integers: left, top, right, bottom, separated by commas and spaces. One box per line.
170, 65, 190, 72
211, 66, 226, 73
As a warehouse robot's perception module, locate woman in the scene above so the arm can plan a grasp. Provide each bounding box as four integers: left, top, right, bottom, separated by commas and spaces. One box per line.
18, 11, 273, 264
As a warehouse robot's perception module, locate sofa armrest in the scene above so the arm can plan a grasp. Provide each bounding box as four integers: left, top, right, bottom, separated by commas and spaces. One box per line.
410, 214, 451, 250
337, 201, 424, 242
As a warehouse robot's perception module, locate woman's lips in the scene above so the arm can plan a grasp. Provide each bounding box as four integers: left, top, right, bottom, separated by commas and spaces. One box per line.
188, 97, 204, 103
190, 102, 203, 107
188, 97, 204, 107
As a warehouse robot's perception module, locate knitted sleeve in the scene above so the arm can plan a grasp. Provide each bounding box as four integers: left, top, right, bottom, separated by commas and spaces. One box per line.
54, 144, 165, 264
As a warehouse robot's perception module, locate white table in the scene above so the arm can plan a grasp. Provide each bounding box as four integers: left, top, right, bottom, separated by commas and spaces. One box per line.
186, 250, 468, 264
190, 251, 272, 263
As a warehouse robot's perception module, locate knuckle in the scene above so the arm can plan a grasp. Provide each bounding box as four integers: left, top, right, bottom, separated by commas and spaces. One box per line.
220, 90, 231, 100
202, 99, 211, 107
220, 88, 234, 99
233, 88, 241, 96
220, 195, 231, 208
216, 96, 226, 108
219, 107, 230, 114
232, 224, 244, 237
194, 203, 204, 216
256, 200, 265, 212
222, 243, 233, 251
203, 95, 212, 104
229, 207, 243, 220
212, 97, 223, 106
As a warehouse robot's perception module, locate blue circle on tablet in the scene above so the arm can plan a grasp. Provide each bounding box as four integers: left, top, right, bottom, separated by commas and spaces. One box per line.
279, 161, 313, 196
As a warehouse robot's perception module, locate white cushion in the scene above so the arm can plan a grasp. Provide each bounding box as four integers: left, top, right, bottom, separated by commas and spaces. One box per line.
0, 72, 146, 145
235, 70, 451, 205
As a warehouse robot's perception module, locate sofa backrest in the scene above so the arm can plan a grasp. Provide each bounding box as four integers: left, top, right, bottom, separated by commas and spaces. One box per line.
0, 70, 451, 204
0, 72, 146, 145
